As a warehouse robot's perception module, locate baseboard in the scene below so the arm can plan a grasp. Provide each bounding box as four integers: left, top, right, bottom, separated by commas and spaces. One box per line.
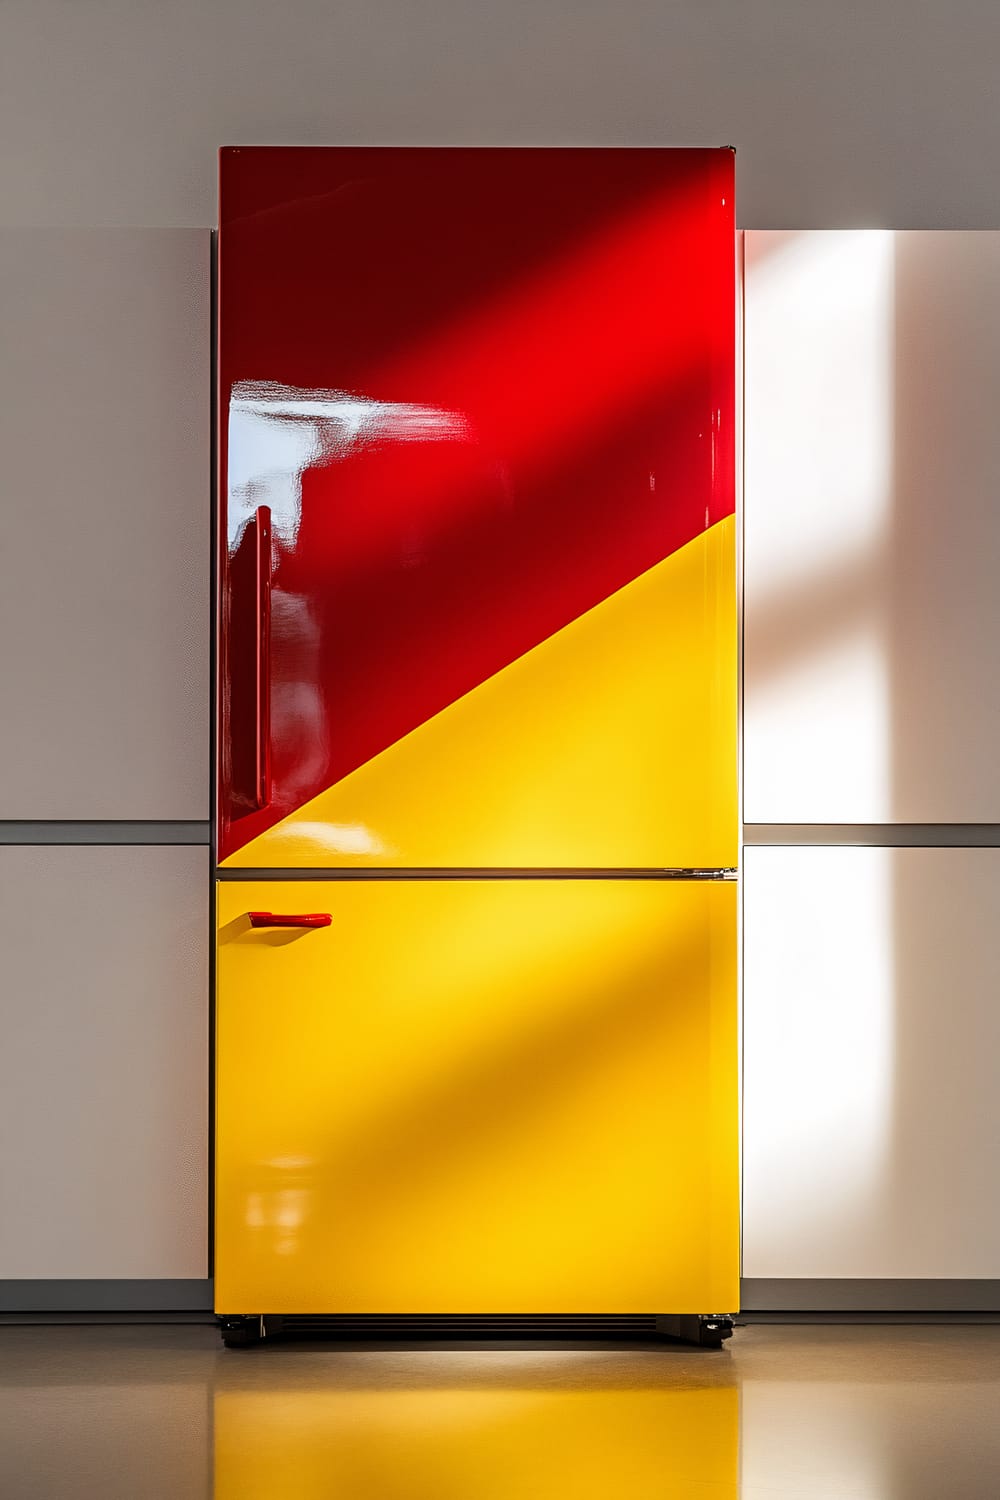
3, 1278, 997, 1317
0, 1311, 217, 1325
0, 1279, 214, 1312
741, 1278, 1000, 1312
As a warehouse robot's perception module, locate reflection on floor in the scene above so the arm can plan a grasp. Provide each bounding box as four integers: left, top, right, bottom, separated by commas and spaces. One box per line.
1, 1324, 998, 1499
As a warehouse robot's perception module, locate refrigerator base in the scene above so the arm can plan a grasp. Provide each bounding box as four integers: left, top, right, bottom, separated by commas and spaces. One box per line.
218, 1313, 736, 1350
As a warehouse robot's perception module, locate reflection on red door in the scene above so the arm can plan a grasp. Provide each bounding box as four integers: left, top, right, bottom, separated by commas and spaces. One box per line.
218, 147, 735, 865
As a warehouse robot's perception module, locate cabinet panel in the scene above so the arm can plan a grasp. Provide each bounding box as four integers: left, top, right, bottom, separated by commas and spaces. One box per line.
0, 228, 210, 818
216, 878, 737, 1312
744, 231, 1000, 823
743, 846, 1000, 1277
0, 846, 208, 1278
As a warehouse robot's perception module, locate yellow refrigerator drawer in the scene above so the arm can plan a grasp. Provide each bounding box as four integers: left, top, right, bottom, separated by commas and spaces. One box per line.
215, 878, 738, 1314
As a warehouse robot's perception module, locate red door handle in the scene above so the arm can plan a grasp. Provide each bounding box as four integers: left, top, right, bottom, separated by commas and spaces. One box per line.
247, 911, 332, 929
255, 504, 272, 811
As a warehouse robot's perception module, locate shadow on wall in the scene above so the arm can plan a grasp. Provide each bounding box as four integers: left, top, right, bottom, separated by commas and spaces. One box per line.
742, 231, 1000, 1282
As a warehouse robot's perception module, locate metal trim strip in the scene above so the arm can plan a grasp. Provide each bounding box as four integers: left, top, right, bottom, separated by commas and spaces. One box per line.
0, 822, 211, 844
744, 825, 1000, 847
216, 867, 739, 881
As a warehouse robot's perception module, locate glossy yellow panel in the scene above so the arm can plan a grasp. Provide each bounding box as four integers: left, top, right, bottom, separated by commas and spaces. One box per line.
216, 878, 738, 1314
221, 517, 736, 870
215, 1381, 738, 1500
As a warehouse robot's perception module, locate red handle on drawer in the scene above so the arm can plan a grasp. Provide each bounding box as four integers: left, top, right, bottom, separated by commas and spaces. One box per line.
247, 911, 332, 929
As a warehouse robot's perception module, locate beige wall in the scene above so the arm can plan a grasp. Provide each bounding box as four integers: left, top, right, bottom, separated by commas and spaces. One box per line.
742, 231, 1000, 1288
744, 231, 1000, 825
0, 847, 208, 1279
0, 229, 210, 820
0, 227, 210, 1287
742, 847, 1000, 1279
1, 2, 999, 1298
2, 1, 998, 230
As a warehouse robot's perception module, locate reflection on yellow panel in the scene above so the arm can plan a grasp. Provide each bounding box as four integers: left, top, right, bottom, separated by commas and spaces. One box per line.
215, 879, 738, 1314
221, 517, 736, 870
215, 1382, 738, 1500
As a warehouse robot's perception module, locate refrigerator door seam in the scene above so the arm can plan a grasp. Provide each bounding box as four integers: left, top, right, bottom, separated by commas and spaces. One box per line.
216, 867, 739, 881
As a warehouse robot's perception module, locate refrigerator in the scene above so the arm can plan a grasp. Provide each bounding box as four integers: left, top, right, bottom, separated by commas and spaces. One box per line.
215, 147, 738, 1347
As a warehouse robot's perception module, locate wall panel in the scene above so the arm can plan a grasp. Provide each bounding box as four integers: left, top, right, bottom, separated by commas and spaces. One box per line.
0, 846, 209, 1279
0, 228, 209, 820
744, 231, 1000, 825
742, 846, 1000, 1279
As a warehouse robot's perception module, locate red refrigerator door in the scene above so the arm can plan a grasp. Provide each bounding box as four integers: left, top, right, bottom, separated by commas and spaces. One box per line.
218, 147, 735, 869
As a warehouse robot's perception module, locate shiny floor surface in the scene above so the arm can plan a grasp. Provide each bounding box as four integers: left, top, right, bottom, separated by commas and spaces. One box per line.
1, 1324, 998, 1498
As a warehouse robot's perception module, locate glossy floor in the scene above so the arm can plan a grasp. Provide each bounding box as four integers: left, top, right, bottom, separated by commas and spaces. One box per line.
1, 1323, 998, 1498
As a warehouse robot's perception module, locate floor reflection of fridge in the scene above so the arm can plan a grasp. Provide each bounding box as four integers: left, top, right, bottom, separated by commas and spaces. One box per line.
215, 147, 738, 1346
213, 1373, 739, 1498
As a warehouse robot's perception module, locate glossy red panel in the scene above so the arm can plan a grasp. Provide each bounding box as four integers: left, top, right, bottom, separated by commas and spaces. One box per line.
218, 147, 734, 862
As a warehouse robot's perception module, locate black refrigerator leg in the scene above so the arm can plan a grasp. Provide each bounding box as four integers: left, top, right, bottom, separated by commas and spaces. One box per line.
219, 1315, 267, 1349
655, 1315, 735, 1349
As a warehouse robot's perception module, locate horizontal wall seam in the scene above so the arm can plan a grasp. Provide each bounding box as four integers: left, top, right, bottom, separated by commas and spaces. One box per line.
0, 821, 210, 844
743, 825, 1000, 847
3, 823, 996, 848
